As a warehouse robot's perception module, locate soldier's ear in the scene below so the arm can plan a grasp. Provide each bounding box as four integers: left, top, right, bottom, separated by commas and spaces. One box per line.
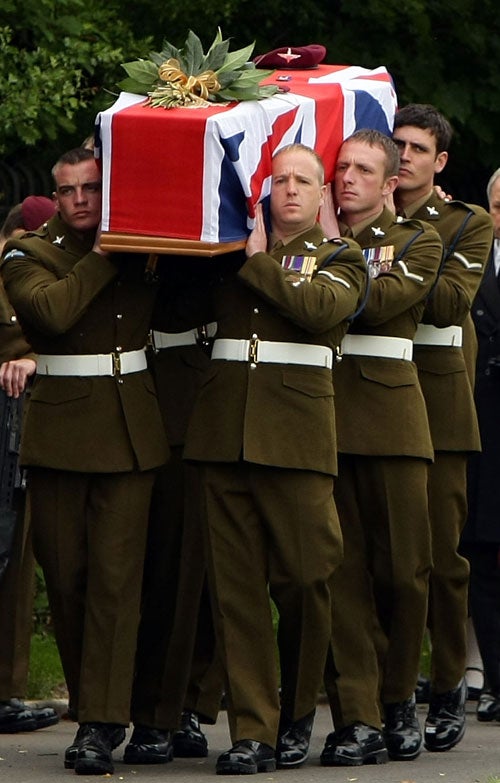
382, 175, 399, 197
434, 151, 448, 175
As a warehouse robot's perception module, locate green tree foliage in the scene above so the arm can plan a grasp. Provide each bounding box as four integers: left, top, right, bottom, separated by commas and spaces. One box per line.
1, 0, 499, 198
122, 0, 500, 200
0, 0, 150, 156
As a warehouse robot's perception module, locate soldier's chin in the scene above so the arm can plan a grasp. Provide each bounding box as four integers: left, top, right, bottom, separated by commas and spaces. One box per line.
70, 216, 98, 232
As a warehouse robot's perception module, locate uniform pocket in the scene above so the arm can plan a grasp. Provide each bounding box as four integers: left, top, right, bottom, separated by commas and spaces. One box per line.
30, 377, 92, 404
358, 358, 417, 388
281, 367, 334, 398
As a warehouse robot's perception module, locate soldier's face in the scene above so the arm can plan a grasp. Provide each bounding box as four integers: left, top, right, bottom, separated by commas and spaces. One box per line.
490, 178, 500, 240
270, 150, 326, 236
392, 125, 447, 194
53, 160, 102, 234
335, 140, 396, 221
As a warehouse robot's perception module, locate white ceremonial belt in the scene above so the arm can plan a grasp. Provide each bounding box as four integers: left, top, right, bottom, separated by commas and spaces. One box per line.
212, 338, 333, 370
36, 349, 147, 377
152, 323, 217, 350
413, 324, 463, 347
341, 334, 413, 361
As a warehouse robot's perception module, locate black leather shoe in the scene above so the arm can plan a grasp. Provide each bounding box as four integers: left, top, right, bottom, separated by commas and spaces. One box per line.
73, 722, 126, 775
64, 724, 86, 769
0, 699, 37, 733
383, 695, 422, 760
216, 739, 276, 774
477, 690, 500, 722
30, 704, 59, 729
320, 722, 388, 766
123, 725, 173, 764
277, 710, 315, 768
172, 710, 208, 757
415, 674, 431, 704
424, 678, 467, 751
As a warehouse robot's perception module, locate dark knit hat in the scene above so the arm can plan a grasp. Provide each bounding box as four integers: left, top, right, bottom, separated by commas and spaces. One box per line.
21, 196, 56, 231
254, 44, 326, 69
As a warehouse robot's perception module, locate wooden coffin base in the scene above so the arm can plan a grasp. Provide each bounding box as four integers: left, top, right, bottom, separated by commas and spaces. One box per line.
100, 232, 247, 257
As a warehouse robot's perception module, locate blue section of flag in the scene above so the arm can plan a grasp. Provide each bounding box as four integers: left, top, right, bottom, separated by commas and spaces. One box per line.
354, 91, 393, 136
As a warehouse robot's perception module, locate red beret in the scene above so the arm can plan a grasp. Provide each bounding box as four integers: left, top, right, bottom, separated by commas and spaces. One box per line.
254, 44, 326, 70
21, 196, 56, 231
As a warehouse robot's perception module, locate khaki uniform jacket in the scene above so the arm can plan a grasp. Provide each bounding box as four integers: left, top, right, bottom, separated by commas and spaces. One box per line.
335, 207, 442, 458
184, 225, 367, 476
1, 215, 168, 473
0, 280, 33, 364
411, 193, 493, 451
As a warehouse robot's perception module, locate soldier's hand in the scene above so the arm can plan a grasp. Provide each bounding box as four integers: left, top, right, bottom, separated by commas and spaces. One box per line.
246, 203, 268, 257
92, 222, 110, 257
434, 184, 452, 202
0, 358, 37, 398
319, 183, 341, 237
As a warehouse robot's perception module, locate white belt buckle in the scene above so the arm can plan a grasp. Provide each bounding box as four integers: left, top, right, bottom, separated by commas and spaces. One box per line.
249, 337, 259, 364
112, 351, 121, 376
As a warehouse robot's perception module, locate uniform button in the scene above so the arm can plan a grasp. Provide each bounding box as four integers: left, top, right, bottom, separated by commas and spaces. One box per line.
252, 333, 258, 339
476, 309, 484, 316
116, 346, 122, 352
253, 308, 259, 314
250, 363, 257, 370
118, 378, 124, 384
9, 315, 17, 323
489, 336, 494, 342
116, 313, 123, 320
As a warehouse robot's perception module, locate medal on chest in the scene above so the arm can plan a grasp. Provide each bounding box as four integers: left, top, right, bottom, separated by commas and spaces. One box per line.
281, 255, 317, 284
363, 245, 394, 278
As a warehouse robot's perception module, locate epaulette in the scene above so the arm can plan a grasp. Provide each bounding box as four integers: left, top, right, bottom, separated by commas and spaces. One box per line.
318, 238, 350, 267
23, 222, 51, 239
396, 215, 433, 231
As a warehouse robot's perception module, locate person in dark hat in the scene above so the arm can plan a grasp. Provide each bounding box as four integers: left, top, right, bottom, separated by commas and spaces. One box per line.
0, 194, 58, 734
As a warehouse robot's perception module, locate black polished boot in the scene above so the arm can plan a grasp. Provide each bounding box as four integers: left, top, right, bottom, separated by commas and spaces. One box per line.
216, 739, 276, 774
276, 709, 315, 768
73, 722, 126, 775
124, 725, 173, 764
477, 689, 500, 722
383, 695, 422, 761
424, 678, 467, 751
0, 699, 36, 733
172, 710, 208, 757
320, 722, 388, 766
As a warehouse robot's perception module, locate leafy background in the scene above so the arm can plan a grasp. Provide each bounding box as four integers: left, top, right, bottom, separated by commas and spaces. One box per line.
1, 0, 499, 206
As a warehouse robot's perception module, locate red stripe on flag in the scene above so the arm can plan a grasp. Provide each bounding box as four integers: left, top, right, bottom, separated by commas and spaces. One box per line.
108, 101, 231, 240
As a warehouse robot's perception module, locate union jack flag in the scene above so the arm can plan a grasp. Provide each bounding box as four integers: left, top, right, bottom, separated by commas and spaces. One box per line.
96, 64, 397, 246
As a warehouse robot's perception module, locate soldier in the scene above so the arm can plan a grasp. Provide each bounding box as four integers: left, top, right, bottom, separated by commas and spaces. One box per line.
0, 147, 169, 775
0, 196, 59, 734
125, 289, 223, 764
183, 143, 367, 774
319, 129, 443, 766
392, 104, 493, 752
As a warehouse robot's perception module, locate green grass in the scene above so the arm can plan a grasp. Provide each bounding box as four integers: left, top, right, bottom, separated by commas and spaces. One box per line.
27, 631, 65, 700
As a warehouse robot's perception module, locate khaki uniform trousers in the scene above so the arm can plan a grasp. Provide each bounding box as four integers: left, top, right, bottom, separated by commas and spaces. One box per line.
131, 446, 223, 729
202, 461, 342, 748
0, 492, 35, 700
426, 452, 470, 693
325, 454, 432, 729
29, 467, 155, 725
